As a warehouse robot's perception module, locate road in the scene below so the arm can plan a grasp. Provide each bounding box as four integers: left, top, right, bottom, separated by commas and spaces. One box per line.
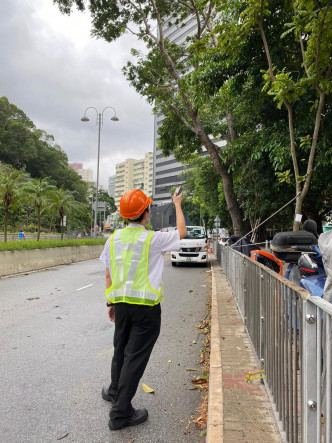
0, 255, 210, 443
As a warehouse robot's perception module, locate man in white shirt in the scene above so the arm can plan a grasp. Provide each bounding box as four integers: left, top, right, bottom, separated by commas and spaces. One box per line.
99, 189, 186, 431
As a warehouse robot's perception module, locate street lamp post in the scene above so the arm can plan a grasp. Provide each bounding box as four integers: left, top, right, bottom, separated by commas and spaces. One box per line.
81, 107, 119, 238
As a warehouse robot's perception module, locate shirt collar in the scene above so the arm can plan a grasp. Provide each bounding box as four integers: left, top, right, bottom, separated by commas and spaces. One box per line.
127, 223, 145, 228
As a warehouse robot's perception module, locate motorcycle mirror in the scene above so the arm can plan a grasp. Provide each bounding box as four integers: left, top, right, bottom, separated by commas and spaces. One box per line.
302, 220, 319, 239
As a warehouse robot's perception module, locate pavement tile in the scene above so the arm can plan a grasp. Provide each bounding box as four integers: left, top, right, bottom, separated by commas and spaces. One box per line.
208, 256, 282, 442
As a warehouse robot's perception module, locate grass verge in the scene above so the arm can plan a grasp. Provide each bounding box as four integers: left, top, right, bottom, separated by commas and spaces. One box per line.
0, 238, 107, 252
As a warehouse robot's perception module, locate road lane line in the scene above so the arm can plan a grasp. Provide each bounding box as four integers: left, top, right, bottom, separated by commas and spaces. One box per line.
76, 284, 94, 291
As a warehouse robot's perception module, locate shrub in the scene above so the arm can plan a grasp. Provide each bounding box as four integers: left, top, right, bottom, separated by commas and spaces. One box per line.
0, 238, 107, 251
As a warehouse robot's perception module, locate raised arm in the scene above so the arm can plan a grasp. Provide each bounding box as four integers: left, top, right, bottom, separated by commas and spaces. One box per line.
173, 191, 187, 240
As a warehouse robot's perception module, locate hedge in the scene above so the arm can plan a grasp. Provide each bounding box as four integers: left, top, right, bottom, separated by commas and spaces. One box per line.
0, 238, 107, 252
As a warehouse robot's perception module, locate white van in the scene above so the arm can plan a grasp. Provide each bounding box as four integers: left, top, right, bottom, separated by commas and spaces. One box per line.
171, 226, 208, 266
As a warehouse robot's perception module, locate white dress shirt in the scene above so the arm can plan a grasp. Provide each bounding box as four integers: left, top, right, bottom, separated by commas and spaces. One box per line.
100, 223, 180, 291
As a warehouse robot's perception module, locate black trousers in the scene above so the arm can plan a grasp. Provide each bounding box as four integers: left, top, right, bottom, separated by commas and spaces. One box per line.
108, 302, 161, 425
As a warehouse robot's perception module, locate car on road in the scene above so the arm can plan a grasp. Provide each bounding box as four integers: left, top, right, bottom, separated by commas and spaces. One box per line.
171, 226, 208, 266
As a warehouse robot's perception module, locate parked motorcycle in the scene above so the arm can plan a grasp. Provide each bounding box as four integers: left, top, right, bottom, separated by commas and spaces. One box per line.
271, 220, 326, 298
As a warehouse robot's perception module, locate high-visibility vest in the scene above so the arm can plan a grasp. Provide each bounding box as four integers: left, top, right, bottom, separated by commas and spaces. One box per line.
105, 227, 164, 306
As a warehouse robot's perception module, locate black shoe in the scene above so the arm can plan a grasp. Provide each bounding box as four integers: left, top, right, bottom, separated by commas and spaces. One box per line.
101, 387, 116, 403
108, 408, 148, 431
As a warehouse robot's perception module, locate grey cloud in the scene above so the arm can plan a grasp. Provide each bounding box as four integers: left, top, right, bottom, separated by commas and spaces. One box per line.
0, 0, 154, 187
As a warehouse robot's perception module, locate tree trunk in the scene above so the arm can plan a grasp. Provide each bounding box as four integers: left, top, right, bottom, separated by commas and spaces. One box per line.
198, 132, 246, 236
61, 218, 64, 240
293, 194, 304, 231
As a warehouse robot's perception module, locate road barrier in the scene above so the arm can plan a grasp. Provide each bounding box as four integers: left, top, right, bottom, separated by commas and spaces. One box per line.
213, 242, 332, 443
0, 245, 104, 276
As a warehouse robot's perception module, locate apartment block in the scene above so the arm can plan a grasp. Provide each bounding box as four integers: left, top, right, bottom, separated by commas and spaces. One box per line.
114, 153, 153, 209
108, 175, 116, 198
69, 163, 93, 183
69, 162, 83, 171
77, 168, 93, 183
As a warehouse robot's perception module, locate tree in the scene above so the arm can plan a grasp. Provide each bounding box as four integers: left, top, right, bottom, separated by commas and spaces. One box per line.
0, 97, 89, 203
98, 190, 117, 214
239, 0, 332, 229
53, 0, 246, 236
0, 167, 26, 242
47, 189, 83, 240
23, 178, 56, 240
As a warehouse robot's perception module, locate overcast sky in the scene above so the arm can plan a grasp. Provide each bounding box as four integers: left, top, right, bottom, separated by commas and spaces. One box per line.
0, 0, 154, 188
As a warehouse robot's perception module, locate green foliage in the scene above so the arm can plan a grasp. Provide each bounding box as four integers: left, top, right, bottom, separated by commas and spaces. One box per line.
52, 0, 332, 231
98, 189, 117, 214
0, 237, 106, 252
0, 96, 92, 235
47, 188, 84, 239
0, 97, 89, 201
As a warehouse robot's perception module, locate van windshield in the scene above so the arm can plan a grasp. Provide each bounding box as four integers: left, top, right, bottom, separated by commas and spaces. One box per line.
185, 227, 205, 239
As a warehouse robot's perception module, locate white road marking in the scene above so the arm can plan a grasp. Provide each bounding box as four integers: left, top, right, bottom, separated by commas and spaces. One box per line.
76, 284, 94, 291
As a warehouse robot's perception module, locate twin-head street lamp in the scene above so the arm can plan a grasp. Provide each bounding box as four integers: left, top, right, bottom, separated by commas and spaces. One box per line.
81, 106, 119, 238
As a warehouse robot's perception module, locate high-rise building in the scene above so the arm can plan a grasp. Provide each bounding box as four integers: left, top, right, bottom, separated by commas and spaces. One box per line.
77, 168, 93, 183
69, 163, 93, 183
69, 162, 83, 171
114, 153, 153, 210
133, 152, 153, 198
108, 175, 116, 198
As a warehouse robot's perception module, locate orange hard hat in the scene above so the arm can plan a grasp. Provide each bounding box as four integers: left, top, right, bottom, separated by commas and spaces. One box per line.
119, 189, 153, 219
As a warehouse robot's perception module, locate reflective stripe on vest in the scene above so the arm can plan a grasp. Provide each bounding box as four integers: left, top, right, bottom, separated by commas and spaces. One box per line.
105, 227, 164, 306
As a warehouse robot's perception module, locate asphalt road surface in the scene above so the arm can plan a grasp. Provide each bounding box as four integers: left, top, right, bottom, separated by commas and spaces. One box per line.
0, 255, 210, 443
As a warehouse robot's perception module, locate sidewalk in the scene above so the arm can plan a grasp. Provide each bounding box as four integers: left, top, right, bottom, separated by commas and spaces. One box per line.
207, 255, 283, 443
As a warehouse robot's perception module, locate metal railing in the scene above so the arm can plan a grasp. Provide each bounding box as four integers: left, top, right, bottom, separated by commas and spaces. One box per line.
213, 242, 332, 443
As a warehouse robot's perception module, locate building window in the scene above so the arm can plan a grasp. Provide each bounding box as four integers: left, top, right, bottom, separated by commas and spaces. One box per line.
155, 185, 174, 195
155, 175, 181, 185
156, 166, 184, 175
156, 158, 178, 166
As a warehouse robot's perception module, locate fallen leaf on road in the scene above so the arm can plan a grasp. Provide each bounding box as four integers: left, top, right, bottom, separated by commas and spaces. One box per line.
186, 368, 197, 371
189, 386, 199, 390
236, 347, 241, 351
127, 439, 136, 443
168, 359, 172, 363
142, 383, 155, 393
191, 377, 208, 384
192, 340, 197, 344
57, 433, 69, 440
189, 290, 194, 293
185, 420, 191, 430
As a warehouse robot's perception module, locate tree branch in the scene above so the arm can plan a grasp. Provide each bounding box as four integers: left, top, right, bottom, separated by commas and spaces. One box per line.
292, 0, 310, 77
201, 2, 213, 35
202, 4, 217, 47
168, 103, 196, 133
189, 0, 201, 39
258, 16, 276, 81
127, 0, 158, 44
302, 91, 326, 199
126, 26, 140, 37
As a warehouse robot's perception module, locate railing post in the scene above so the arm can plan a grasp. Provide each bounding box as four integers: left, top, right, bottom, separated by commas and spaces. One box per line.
259, 270, 265, 369
302, 299, 318, 442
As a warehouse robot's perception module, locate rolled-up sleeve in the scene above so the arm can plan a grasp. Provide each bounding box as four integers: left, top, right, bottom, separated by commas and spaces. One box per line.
150, 230, 181, 253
